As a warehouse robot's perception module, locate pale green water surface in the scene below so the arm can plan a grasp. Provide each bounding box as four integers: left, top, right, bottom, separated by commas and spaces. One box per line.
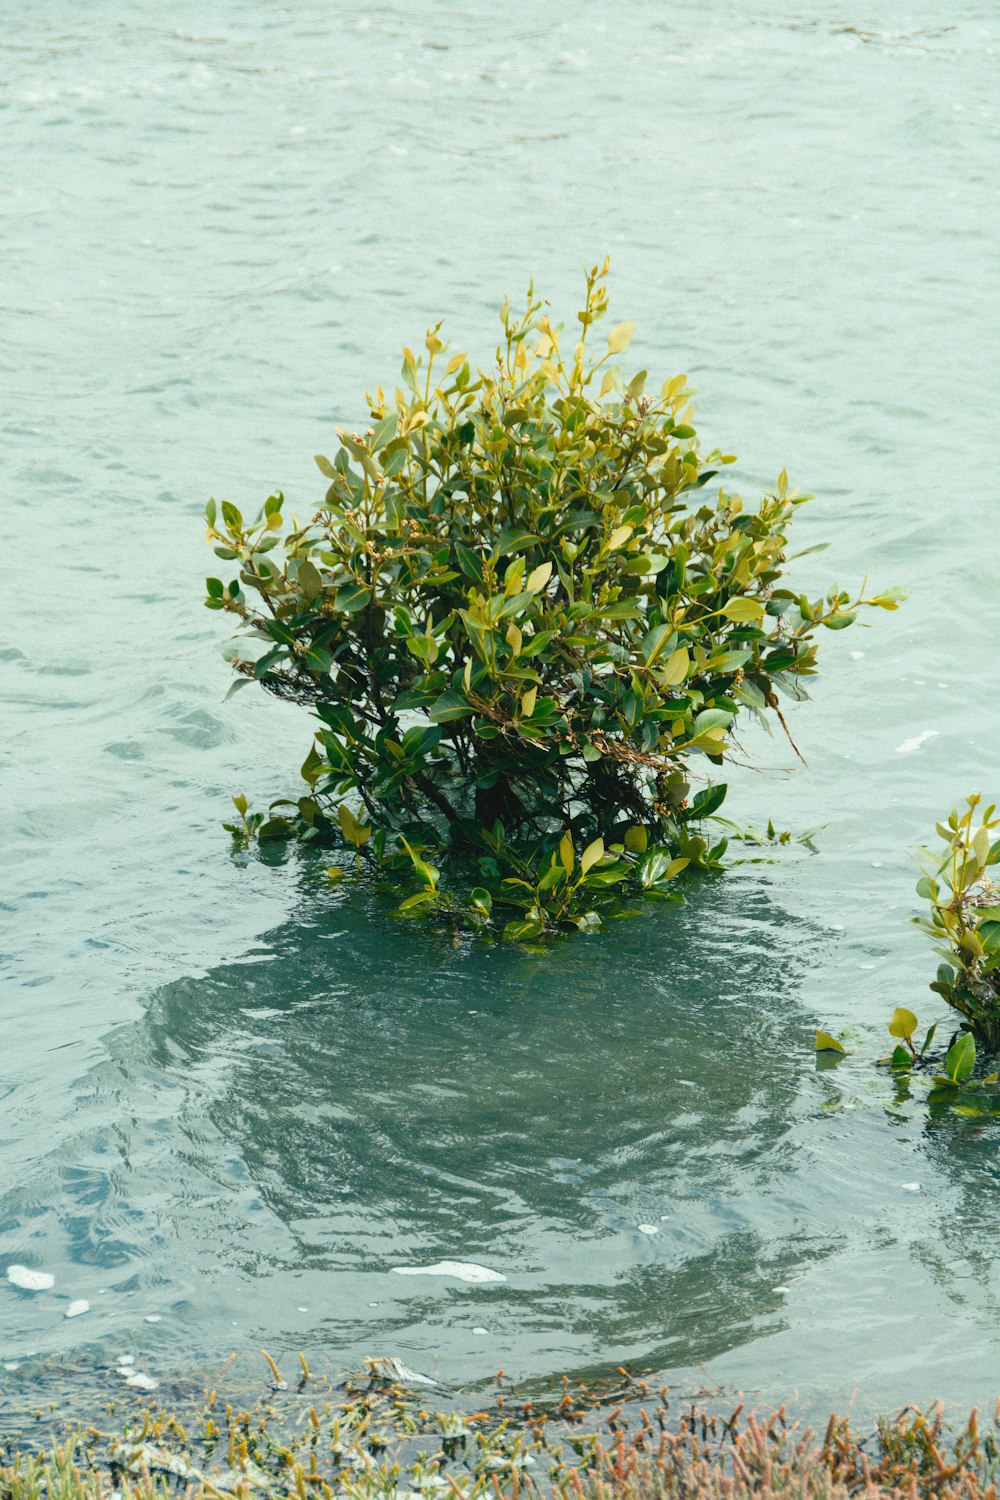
2, 0, 1000, 1421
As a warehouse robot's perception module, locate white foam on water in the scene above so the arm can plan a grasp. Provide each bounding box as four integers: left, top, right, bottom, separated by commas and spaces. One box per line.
391, 1260, 506, 1284
472, 1326, 489, 1335
895, 729, 938, 754
65, 1299, 90, 1318
637, 1224, 658, 1235
144, 1314, 162, 1323
125, 1372, 160, 1391
367, 1356, 438, 1387
902, 1182, 921, 1192
7, 1265, 55, 1291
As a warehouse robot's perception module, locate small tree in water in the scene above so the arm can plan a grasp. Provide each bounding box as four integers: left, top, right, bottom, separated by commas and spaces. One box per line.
205, 260, 901, 940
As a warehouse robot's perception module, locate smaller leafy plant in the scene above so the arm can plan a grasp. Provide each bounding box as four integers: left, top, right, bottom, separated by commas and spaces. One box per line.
223, 793, 265, 843
913, 795, 1000, 1050
716, 815, 825, 851
881, 1006, 1000, 1117
884, 1006, 938, 1070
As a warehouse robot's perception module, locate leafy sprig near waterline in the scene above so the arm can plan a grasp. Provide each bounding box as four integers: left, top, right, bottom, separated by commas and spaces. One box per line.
913, 795, 1000, 1048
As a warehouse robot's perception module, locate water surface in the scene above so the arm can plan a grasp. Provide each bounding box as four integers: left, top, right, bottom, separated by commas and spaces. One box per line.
2, 0, 999, 1420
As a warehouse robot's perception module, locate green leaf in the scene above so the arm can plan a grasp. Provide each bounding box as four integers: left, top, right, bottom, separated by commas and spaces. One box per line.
265, 619, 298, 648
257, 816, 294, 841
297, 559, 323, 601
429, 690, 474, 724
398, 890, 437, 913
469, 887, 493, 917
334, 583, 371, 613
455, 542, 484, 582
693, 708, 733, 735
722, 598, 765, 623
979, 920, 1000, 953
690, 784, 727, 819
502, 918, 544, 943
641, 623, 673, 666
946, 1032, 976, 1083
494, 528, 537, 557
400, 838, 440, 890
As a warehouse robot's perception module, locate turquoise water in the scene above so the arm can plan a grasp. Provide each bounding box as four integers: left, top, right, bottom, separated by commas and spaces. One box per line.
3, 0, 1000, 1419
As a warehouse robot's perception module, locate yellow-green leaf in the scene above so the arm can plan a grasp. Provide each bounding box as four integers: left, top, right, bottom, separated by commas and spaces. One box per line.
580, 837, 605, 874
338, 803, 372, 848
722, 598, 765, 622
624, 825, 648, 854
559, 831, 574, 874
526, 561, 553, 594
815, 1031, 846, 1054
888, 1007, 918, 1041
521, 685, 537, 718
607, 321, 634, 355
660, 647, 690, 687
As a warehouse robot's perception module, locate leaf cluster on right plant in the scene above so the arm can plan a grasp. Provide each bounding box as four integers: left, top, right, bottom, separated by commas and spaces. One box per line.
912, 795, 1000, 1051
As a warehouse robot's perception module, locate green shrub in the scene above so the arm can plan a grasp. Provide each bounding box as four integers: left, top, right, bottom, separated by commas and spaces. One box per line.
914, 795, 1000, 1049
204, 260, 899, 940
